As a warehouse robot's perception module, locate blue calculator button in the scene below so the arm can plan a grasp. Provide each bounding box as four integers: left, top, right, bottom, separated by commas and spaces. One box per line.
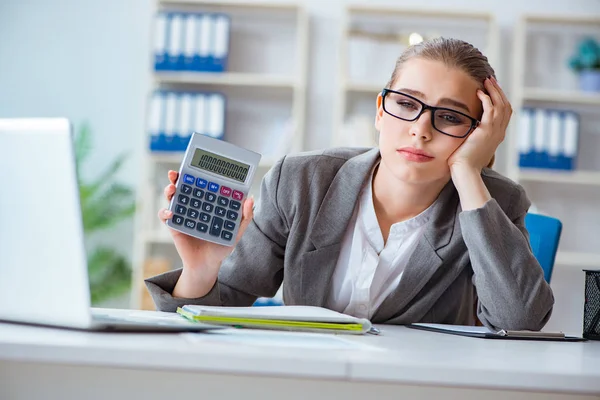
208, 182, 220, 193
196, 178, 207, 188
183, 174, 195, 185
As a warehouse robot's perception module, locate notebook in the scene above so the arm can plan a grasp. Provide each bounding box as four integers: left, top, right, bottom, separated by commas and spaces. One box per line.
407, 323, 586, 341
177, 305, 373, 334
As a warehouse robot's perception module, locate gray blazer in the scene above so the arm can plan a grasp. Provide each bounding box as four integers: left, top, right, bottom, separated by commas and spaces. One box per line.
146, 147, 554, 331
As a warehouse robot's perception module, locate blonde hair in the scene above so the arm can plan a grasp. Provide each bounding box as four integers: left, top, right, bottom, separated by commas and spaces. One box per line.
386, 37, 496, 168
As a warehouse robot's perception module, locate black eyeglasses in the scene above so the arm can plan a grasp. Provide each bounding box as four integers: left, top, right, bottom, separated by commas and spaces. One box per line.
381, 88, 480, 138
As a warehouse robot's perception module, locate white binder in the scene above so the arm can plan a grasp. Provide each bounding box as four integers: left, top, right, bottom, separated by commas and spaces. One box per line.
207, 93, 225, 139
518, 108, 533, 167
563, 112, 579, 170
167, 13, 184, 70
182, 14, 197, 71
212, 14, 230, 72
197, 13, 212, 71
164, 92, 179, 151
179, 93, 193, 150
193, 94, 207, 136
533, 108, 547, 168
547, 110, 561, 168
153, 13, 168, 70
148, 92, 165, 151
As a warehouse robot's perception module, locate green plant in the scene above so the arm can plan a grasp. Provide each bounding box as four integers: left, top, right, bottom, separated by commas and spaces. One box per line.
568, 37, 600, 72
74, 122, 137, 304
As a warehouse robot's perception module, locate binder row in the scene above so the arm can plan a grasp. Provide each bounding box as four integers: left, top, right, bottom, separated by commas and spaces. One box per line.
154, 12, 231, 72
518, 107, 580, 171
148, 91, 226, 152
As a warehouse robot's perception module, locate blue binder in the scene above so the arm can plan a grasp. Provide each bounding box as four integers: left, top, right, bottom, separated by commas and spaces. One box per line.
148, 91, 166, 151
211, 13, 231, 72
154, 13, 170, 71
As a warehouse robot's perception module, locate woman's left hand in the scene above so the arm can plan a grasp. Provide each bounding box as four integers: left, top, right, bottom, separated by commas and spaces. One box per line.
448, 77, 512, 172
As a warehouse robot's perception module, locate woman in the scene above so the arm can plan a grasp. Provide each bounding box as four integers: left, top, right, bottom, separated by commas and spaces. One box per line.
147, 37, 554, 331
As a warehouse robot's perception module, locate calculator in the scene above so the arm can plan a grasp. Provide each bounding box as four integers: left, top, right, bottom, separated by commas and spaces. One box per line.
166, 132, 261, 246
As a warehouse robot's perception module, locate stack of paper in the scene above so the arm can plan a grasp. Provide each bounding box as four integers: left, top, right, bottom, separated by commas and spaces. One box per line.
177, 305, 372, 335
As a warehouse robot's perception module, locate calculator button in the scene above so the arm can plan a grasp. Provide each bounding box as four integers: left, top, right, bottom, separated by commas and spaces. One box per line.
196, 223, 208, 233
183, 174, 195, 185
178, 194, 190, 205
205, 193, 217, 203
195, 178, 207, 188
218, 196, 229, 207
199, 213, 211, 223
175, 204, 187, 215
226, 210, 238, 221
232, 190, 244, 201
208, 182, 220, 193
210, 217, 223, 237
215, 206, 226, 217
184, 219, 196, 229
220, 186, 232, 197
190, 199, 201, 209
224, 220, 236, 231
193, 188, 204, 199
181, 184, 192, 195
187, 208, 199, 219
221, 230, 233, 241
172, 215, 184, 225
229, 200, 241, 211
202, 203, 214, 213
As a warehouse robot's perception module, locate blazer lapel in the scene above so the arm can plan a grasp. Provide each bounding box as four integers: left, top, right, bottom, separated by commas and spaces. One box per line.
371, 180, 459, 322
300, 148, 381, 306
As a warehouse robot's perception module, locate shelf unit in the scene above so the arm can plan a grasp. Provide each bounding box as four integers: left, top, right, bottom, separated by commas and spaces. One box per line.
130, 0, 309, 309
508, 14, 600, 270
333, 5, 499, 148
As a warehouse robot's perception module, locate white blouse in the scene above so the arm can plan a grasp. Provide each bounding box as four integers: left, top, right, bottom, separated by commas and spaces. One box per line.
326, 166, 436, 319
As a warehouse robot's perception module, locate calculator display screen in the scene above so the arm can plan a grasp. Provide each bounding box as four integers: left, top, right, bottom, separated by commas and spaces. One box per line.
190, 149, 250, 183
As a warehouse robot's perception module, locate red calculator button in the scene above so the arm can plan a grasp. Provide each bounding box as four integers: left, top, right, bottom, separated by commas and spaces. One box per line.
232, 190, 244, 201
220, 186, 232, 197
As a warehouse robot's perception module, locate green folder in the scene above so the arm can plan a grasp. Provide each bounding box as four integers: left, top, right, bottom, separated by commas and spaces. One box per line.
177, 305, 372, 334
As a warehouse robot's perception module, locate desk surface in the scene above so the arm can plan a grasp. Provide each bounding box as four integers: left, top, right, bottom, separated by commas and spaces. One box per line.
1, 309, 599, 395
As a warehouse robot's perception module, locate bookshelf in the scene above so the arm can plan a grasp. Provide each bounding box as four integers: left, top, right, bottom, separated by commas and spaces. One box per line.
507, 14, 600, 270
333, 5, 499, 148
130, 0, 308, 309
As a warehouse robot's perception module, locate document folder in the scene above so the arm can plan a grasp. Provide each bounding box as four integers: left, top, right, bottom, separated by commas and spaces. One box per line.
177, 305, 372, 334
407, 323, 586, 341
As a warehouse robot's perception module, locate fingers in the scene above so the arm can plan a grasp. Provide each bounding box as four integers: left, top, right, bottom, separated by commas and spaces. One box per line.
235, 196, 255, 243
477, 88, 494, 126
164, 183, 176, 201
158, 208, 173, 224
168, 170, 179, 185
486, 77, 513, 127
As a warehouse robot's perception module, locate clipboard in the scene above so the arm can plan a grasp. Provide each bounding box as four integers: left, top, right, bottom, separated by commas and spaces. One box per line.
407, 323, 587, 342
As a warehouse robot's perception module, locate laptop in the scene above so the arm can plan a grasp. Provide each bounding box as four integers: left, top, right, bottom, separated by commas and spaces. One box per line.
0, 118, 221, 332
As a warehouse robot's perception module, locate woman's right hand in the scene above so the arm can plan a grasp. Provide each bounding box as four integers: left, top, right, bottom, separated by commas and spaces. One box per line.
158, 170, 254, 297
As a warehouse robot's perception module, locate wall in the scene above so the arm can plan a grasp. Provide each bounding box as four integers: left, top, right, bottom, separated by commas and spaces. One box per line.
0, 0, 598, 332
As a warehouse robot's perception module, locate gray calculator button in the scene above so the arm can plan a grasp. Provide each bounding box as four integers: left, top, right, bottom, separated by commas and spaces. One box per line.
210, 217, 223, 237
215, 206, 226, 217
229, 200, 241, 211
205, 193, 216, 203
202, 203, 214, 213
193, 188, 204, 199
181, 184, 192, 195
178, 194, 190, 205
218, 196, 229, 207
187, 208, 199, 219
224, 220, 235, 231
184, 219, 196, 229
197, 223, 208, 233
172, 215, 184, 225
175, 204, 186, 215
221, 230, 233, 241
226, 210, 238, 221
190, 199, 201, 209
199, 213, 211, 223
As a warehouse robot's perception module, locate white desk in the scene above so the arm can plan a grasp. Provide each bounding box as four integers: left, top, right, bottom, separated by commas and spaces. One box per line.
1, 310, 599, 400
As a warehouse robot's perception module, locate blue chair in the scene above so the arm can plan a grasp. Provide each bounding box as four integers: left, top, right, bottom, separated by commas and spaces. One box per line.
524, 213, 562, 283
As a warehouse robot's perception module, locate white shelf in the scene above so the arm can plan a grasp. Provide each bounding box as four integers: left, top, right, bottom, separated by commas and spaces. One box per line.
344, 82, 383, 94
517, 169, 600, 186
154, 72, 297, 89
555, 251, 600, 268
523, 88, 600, 106
158, 0, 300, 12
149, 152, 276, 168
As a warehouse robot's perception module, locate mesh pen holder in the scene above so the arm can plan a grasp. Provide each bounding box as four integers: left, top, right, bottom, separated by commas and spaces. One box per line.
583, 269, 600, 340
